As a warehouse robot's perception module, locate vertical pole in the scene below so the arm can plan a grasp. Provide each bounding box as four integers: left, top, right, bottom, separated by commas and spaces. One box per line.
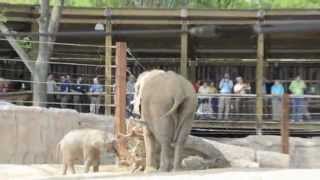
115, 42, 127, 157
256, 32, 265, 135
189, 60, 197, 82
281, 94, 290, 154
105, 16, 112, 115
30, 22, 39, 97
180, 9, 188, 78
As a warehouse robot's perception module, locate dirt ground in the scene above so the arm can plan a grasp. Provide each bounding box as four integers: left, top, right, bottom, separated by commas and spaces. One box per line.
0, 164, 130, 179
2, 164, 320, 180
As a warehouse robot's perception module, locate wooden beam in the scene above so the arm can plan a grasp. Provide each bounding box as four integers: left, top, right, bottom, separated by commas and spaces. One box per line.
256, 32, 265, 135
281, 94, 290, 154
114, 42, 128, 160
105, 19, 112, 115
180, 20, 188, 78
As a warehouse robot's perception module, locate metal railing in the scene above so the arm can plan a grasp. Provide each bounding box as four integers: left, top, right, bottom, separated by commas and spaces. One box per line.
196, 93, 320, 122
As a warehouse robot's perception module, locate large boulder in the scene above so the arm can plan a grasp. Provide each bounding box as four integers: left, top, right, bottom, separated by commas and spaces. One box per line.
185, 136, 289, 169
215, 135, 320, 168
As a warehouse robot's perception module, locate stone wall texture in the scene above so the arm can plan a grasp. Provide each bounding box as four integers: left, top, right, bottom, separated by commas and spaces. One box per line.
0, 106, 114, 164
216, 135, 320, 168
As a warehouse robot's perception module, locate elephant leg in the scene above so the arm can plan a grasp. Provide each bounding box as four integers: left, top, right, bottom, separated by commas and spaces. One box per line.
173, 101, 196, 171
173, 126, 190, 171
159, 142, 172, 172
143, 127, 157, 172
93, 165, 99, 172
173, 142, 183, 171
68, 162, 76, 174
84, 159, 92, 173
93, 159, 100, 172
62, 163, 67, 175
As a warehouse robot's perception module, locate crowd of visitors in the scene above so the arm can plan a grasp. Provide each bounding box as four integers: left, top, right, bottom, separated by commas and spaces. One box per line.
1, 72, 318, 122
193, 74, 315, 122
46, 74, 103, 114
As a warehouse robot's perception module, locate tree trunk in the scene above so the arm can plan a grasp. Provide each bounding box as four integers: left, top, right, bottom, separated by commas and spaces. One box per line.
32, 0, 64, 107
0, 0, 64, 107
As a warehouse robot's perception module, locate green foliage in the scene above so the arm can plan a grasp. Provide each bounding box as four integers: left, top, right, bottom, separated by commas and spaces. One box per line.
1, 0, 320, 9
0, 8, 7, 22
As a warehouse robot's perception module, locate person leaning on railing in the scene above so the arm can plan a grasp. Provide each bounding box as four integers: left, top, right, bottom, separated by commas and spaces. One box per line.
271, 80, 284, 121
233, 76, 251, 119
218, 73, 233, 120
60, 75, 72, 109
289, 75, 306, 122
47, 74, 58, 108
72, 76, 87, 113
89, 77, 103, 114
208, 81, 218, 118
197, 81, 213, 119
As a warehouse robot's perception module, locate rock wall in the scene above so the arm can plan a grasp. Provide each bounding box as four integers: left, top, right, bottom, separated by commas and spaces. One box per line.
0, 106, 114, 164
215, 135, 320, 168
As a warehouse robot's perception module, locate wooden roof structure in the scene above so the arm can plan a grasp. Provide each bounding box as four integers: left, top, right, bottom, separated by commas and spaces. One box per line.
2, 3, 320, 60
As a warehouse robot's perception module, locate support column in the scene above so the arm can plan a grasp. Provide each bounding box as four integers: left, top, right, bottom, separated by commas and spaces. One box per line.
256, 32, 265, 135
115, 42, 128, 160
115, 42, 127, 136
180, 9, 188, 78
105, 14, 112, 115
189, 60, 197, 82
281, 94, 290, 154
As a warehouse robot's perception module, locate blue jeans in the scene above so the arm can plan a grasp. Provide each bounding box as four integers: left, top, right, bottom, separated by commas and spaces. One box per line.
211, 97, 218, 113
291, 97, 304, 121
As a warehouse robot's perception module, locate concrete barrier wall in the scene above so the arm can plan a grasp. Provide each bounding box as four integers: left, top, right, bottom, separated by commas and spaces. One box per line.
0, 106, 114, 164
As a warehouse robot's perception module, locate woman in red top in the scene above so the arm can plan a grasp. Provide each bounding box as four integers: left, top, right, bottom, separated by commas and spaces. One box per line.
193, 80, 201, 93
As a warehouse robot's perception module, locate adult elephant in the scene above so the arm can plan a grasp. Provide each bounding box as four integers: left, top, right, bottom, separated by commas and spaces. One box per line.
133, 70, 197, 172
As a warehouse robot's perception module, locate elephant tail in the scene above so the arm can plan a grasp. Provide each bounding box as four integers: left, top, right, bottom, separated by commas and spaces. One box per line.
159, 95, 187, 144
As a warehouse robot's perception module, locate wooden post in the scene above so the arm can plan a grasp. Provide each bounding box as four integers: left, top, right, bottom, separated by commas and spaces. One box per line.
256, 32, 265, 135
281, 94, 290, 154
105, 17, 112, 115
189, 60, 197, 82
180, 9, 188, 78
115, 42, 127, 157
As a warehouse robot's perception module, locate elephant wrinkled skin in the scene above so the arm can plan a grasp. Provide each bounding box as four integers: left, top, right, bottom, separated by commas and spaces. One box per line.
134, 70, 197, 172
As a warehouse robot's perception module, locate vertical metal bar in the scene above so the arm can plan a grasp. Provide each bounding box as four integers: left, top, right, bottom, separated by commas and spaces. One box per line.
281, 94, 290, 154
256, 32, 265, 135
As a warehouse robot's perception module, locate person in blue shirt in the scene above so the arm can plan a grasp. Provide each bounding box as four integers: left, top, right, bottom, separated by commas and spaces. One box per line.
60, 75, 71, 109
89, 77, 103, 114
218, 73, 234, 119
271, 80, 285, 120
72, 76, 86, 112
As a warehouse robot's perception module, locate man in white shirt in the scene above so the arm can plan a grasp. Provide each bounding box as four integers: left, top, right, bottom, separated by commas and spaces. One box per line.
233, 76, 251, 118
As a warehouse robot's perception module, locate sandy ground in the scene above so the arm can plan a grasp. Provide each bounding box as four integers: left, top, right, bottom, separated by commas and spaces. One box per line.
2, 164, 320, 180
0, 164, 129, 180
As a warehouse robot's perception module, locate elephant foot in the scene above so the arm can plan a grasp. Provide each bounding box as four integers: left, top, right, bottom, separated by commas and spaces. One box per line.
144, 166, 157, 173
172, 167, 182, 172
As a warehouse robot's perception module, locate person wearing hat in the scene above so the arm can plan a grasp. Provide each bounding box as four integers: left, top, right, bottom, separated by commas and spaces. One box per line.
218, 73, 234, 120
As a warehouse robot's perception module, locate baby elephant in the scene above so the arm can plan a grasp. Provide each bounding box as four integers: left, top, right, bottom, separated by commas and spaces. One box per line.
57, 128, 117, 175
